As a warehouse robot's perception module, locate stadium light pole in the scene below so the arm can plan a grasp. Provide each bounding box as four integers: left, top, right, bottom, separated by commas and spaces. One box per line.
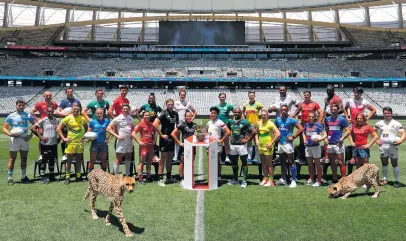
398, 3, 404, 29
3, 2, 9, 28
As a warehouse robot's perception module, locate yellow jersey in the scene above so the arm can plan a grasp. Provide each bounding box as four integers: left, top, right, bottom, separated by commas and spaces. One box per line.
243, 101, 263, 125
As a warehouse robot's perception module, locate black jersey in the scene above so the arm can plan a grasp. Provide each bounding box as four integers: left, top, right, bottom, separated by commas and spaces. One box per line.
158, 109, 179, 135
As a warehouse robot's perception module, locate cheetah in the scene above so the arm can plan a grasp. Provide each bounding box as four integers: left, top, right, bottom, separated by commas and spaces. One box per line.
83, 169, 136, 237
328, 164, 380, 199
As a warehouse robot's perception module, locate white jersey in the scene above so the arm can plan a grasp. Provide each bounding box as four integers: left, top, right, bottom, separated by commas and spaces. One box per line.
375, 119, 404, 145
110, 114, 134, 140
206, 119, 226, 140
344, 98, 371, 120
174, 100, 194, 121
271, 94, 297, 117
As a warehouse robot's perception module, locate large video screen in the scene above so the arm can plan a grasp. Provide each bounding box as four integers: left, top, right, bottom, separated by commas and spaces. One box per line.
159, 21, 245, 45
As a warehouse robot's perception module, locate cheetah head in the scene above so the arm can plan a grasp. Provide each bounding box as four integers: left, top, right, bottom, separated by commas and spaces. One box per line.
328, 184, 342, 198
121, 176, 136, 193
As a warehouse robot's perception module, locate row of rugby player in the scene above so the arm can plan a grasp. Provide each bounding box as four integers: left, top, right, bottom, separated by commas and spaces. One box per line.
2, 85, 405, 188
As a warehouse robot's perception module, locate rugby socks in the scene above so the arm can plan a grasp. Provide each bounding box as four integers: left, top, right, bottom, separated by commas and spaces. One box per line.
232, 165, 238, 180
101, 167, 107, 172
66, 172, 70, 179
340, 166, 347, 178
8, 170, 13, 178
124, 160, 131, 176
146, 172, 151, 180
291, 165, 297, 181
281, 162, 287, 181
21, 169, 26, 178
138, 174, 143, 181
113, 163, 119, 175
242, 165, 248, 181
382, 165, 389, 180
76, 172, 81, 179
88, 162, 94, 173
40, 169, 45, 177
393, 166, 400, 182
166, 172, 172, 180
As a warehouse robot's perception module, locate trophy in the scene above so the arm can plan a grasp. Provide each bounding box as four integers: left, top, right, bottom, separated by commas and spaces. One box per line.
194, 124, 207, 142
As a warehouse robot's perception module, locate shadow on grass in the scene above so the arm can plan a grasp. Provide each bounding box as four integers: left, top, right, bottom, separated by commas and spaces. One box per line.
84, 209, 145, 235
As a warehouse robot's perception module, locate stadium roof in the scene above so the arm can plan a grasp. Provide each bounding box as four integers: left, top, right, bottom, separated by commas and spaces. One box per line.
4, 0, 406, 12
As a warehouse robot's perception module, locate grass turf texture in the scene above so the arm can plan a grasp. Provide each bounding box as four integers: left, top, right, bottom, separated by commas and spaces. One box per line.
0, 118, 406, 241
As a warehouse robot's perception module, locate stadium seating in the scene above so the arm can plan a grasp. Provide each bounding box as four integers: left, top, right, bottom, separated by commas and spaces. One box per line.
1, 57, 405, 78
0, 86, 43, 113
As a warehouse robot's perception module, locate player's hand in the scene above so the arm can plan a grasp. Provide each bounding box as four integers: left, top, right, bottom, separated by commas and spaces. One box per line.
287, 136, 294, 142
180, 143, 184, 147
324, 139, 329, 146
266, 142, 273, 148
346, 117, 351, 122
218, 139, 224, 144
23, 134, 33, 141
63, 137, 71, 143
241, 138, 248, 144
312, 138, 320, 143
350, 142, 356, 147
338, 139, 344, 147
394, 140, 402, 146
361, 144, 369, 149
139, 141, 146, 147
376, 140, 383, 146
104, 139, 110, 144
9, 133, 19, 137
41, 137, 49, 143
161, 135, 169, 139
117, 135, 125, 140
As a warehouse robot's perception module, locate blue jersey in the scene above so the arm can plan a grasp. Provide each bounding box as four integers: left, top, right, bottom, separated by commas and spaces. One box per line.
325, 115, 349, 145
89, 118, 110, 143
6, 111, 34, 136
59, 98, 82, 110
304, 122, 324, 147
275, 117, 298, 145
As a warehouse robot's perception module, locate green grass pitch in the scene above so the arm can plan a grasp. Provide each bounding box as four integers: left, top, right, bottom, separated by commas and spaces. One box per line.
1, 118, 406, 241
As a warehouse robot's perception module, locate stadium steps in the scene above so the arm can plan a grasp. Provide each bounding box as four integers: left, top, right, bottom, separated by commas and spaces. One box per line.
340, 27, 357, 46
230, 89, 240, 108
25, 86, 47, 106
49, 26, 65, 45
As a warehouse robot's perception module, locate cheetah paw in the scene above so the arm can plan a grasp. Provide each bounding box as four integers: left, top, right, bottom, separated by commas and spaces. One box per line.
125, 232, 133, 237
92, 215, 99, 220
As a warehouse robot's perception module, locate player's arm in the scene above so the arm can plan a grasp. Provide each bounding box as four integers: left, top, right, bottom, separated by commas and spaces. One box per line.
291, 122, 304, 141
171, 128, 183, 146
290, 104, 301, 118
302, 129, 307, 146
56, 121, 68, 142
218, 126, 230, 144
107, 102, 115, 119
30, 105, 39, 122
343, 101, 351, 122
395, 129, 406, 145
81, 106, 91, 122
267, 127, 280, 148
340, 126, 351, 144
337, 101, 344, 115
366, 105, 377, 120
153, 118, 167, 139
106, 121, 121, 140
131, 125, 144, 146
365, 129, 378, 149
2, 122, 15, 137
242, 124, 257, 144
316, 106, 324, 123
30, 122, 42, 139
136, 106, 144, 121
374, 124, 383, 146
190, 106, 197, 121
268, 105, 277, 114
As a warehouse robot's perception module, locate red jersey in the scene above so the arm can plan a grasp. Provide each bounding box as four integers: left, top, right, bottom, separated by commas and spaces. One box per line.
134, 121, 155, 144
352, 124, 374, 148
325, 95, 342, 114
34, 101, 58, 119
298, 101, 321, 123
111, 96, 129, 116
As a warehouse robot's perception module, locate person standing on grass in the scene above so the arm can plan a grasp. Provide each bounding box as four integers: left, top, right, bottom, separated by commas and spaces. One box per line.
57, 103, 88, 184
303, 111, 327, 187
107, 104, 134, 177
136, 93, 162, 122
31, 106, 59, 184
291, 90, 323, 163
274, 105, 303, 188
81, 89, 110, 121
348, 113, 378, 173
257, 109, 280, 187
87, 108, 111, 173
215, 92, 234, 164
153, 98, 179, 187
242, 90, 263, 163
133, 111, 156, 185
375, 107, 406, 188
55, 87, 82, 161
171, 110, 197, 187
324, 104, 351, 183
174, 88, 197, 163
206, 106, 231, 182
3, 99, 35, 184
227, 108, 256, 188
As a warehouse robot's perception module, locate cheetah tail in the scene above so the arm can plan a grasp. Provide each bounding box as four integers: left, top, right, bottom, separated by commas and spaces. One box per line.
82, 185, 91, 202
